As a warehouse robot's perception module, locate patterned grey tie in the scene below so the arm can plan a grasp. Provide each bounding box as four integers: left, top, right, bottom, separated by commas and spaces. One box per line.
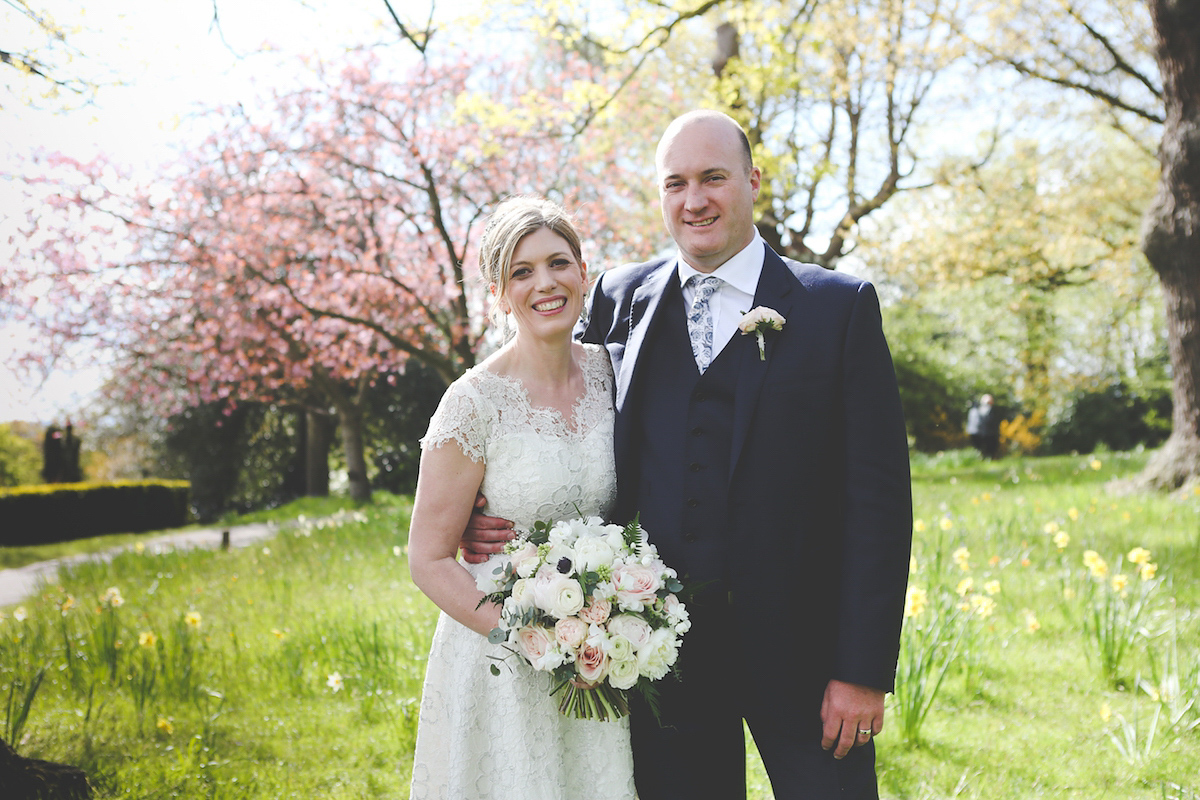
686, 275, 723, 373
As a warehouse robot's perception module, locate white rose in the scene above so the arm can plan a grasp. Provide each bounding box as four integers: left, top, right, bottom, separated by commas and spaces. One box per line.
605, 633, 635, 663
606, 613, 653, 650
607, 657, 640, 690
636, 628, 679, 680
554, 617, 589, 650
574, 536, 617, 572
738, 306, 785, 332
534, 572, 586, 619
509, 577, 535, 611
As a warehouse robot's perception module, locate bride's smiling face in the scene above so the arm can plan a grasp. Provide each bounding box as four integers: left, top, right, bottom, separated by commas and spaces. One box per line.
497, 227, 588, 342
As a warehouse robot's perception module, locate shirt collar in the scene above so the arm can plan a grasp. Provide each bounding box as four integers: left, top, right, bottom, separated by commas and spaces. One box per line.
675, 231, 764, 296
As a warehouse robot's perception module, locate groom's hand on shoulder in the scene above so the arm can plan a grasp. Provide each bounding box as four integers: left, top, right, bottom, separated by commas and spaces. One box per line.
460, 493, 515, 564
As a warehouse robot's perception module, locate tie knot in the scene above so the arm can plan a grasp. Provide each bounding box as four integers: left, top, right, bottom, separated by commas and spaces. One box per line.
689, 274, 722, 297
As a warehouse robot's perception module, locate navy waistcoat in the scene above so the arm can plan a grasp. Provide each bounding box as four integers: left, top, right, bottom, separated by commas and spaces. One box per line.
633, 282, 747, 587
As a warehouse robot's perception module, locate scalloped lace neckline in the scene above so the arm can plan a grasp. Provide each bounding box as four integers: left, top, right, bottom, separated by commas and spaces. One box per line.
474, 346, 601, 436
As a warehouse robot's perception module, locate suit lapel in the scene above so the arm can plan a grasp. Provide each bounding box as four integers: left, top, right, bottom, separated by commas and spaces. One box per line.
729, 246, 797, 480
614, 260, 677, 472
615, 261, 676, 414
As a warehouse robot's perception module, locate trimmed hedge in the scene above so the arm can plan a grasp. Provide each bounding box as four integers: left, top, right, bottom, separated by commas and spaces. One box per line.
0, 480, 191, 546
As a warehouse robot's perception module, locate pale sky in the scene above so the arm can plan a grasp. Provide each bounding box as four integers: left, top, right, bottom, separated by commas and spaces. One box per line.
1, 0, 455, 423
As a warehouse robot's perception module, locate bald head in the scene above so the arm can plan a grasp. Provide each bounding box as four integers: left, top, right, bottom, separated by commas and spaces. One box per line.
656, 110, 754, 176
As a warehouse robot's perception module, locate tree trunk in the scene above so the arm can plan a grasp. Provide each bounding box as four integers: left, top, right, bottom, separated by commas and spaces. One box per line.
305, 408, 333, 497
337, 403, 372, 502
1137, 0, 1200, 490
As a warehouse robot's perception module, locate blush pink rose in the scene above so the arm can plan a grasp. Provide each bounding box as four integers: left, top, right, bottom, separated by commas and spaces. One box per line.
578, 596, 613, 625
516, 625, 560, 670
606, 613, 653, 650
612, 562, 661, 611
554, 617, 589, 650
575, 641, 609, 684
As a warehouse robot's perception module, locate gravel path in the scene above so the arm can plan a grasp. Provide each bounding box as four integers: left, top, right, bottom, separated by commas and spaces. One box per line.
0, 523, 279, 608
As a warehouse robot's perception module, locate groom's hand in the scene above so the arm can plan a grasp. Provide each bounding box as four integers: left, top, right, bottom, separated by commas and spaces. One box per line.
820, 679, 885, 760
460, 493, 515, 564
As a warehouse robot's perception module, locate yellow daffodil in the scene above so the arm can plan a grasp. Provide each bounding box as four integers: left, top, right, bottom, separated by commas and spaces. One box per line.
1139, 563, 1158, 581
1083, 550, 1109, 578
1127, 547, 1151, 565
970, 595, 996, 618
1053, 530, 1070, 550
984, 580, 1001, 595
1100, 702, 1112, 722
1043, 521, 1060, 534
102, 587, 124, 607
156, 716, 173, 734
139, 631, 157, 648
60, 595, 76, 614
271, 629, 287, 640
939, 517, 954, 532
1025, 611, 1041, 633
953, 546, 971, 571
134, 542, 145, 554
185, 611, 202, 629
909, 555, 918, 573
981, 492, 992, 502
956, 577, 974, 597
913, 519, 927, 532
904, 586, 928, 618
1090, 459, 1102, 471
1111, 574, 1129, 593
1068, 507, 1080, 521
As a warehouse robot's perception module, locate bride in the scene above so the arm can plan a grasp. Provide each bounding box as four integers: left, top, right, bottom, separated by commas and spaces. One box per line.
406, 196, 636, 799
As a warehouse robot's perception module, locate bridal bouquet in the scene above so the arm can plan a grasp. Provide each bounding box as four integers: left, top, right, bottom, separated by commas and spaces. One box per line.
476, 515, 690, 721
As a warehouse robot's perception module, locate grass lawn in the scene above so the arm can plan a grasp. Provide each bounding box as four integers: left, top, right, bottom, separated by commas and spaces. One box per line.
2, 450, 1198, 798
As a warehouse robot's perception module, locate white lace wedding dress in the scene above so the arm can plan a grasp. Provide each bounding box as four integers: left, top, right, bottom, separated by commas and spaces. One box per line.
409, 343, 636, 800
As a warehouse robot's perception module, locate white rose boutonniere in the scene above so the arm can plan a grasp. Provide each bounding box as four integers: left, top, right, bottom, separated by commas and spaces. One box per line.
738, 306, 786, 361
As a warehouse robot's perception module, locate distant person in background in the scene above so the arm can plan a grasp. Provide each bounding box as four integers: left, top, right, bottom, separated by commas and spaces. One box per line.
966, 394, 1001, 459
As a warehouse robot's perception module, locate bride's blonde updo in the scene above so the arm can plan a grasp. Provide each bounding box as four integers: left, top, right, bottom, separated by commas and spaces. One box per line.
479, 195, 584, 326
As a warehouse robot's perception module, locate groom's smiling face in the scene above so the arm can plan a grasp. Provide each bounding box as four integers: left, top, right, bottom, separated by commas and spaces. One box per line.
656, 116, 761, 273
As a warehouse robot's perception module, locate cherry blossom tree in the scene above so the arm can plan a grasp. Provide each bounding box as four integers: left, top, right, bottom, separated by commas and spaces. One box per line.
7, 49, 656, 501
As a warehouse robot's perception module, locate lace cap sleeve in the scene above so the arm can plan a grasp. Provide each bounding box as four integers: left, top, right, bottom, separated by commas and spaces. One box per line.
420, 373, 492, 463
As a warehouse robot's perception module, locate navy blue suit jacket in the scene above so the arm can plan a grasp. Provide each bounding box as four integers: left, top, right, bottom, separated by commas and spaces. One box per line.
579, 243, 912, 697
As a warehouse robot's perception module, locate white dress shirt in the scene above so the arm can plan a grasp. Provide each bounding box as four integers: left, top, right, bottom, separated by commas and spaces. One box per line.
677, 232, 765, 365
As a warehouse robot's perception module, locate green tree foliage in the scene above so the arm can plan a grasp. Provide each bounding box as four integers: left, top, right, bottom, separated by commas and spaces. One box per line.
0, 423, 41, 487
522, 0, 972, 266
364, 361, 447, 495
160, 402, 304, 523
859, 132, 1163, 417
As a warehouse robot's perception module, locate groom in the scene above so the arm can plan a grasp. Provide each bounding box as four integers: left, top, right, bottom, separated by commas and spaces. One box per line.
467, 109, 912, 798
